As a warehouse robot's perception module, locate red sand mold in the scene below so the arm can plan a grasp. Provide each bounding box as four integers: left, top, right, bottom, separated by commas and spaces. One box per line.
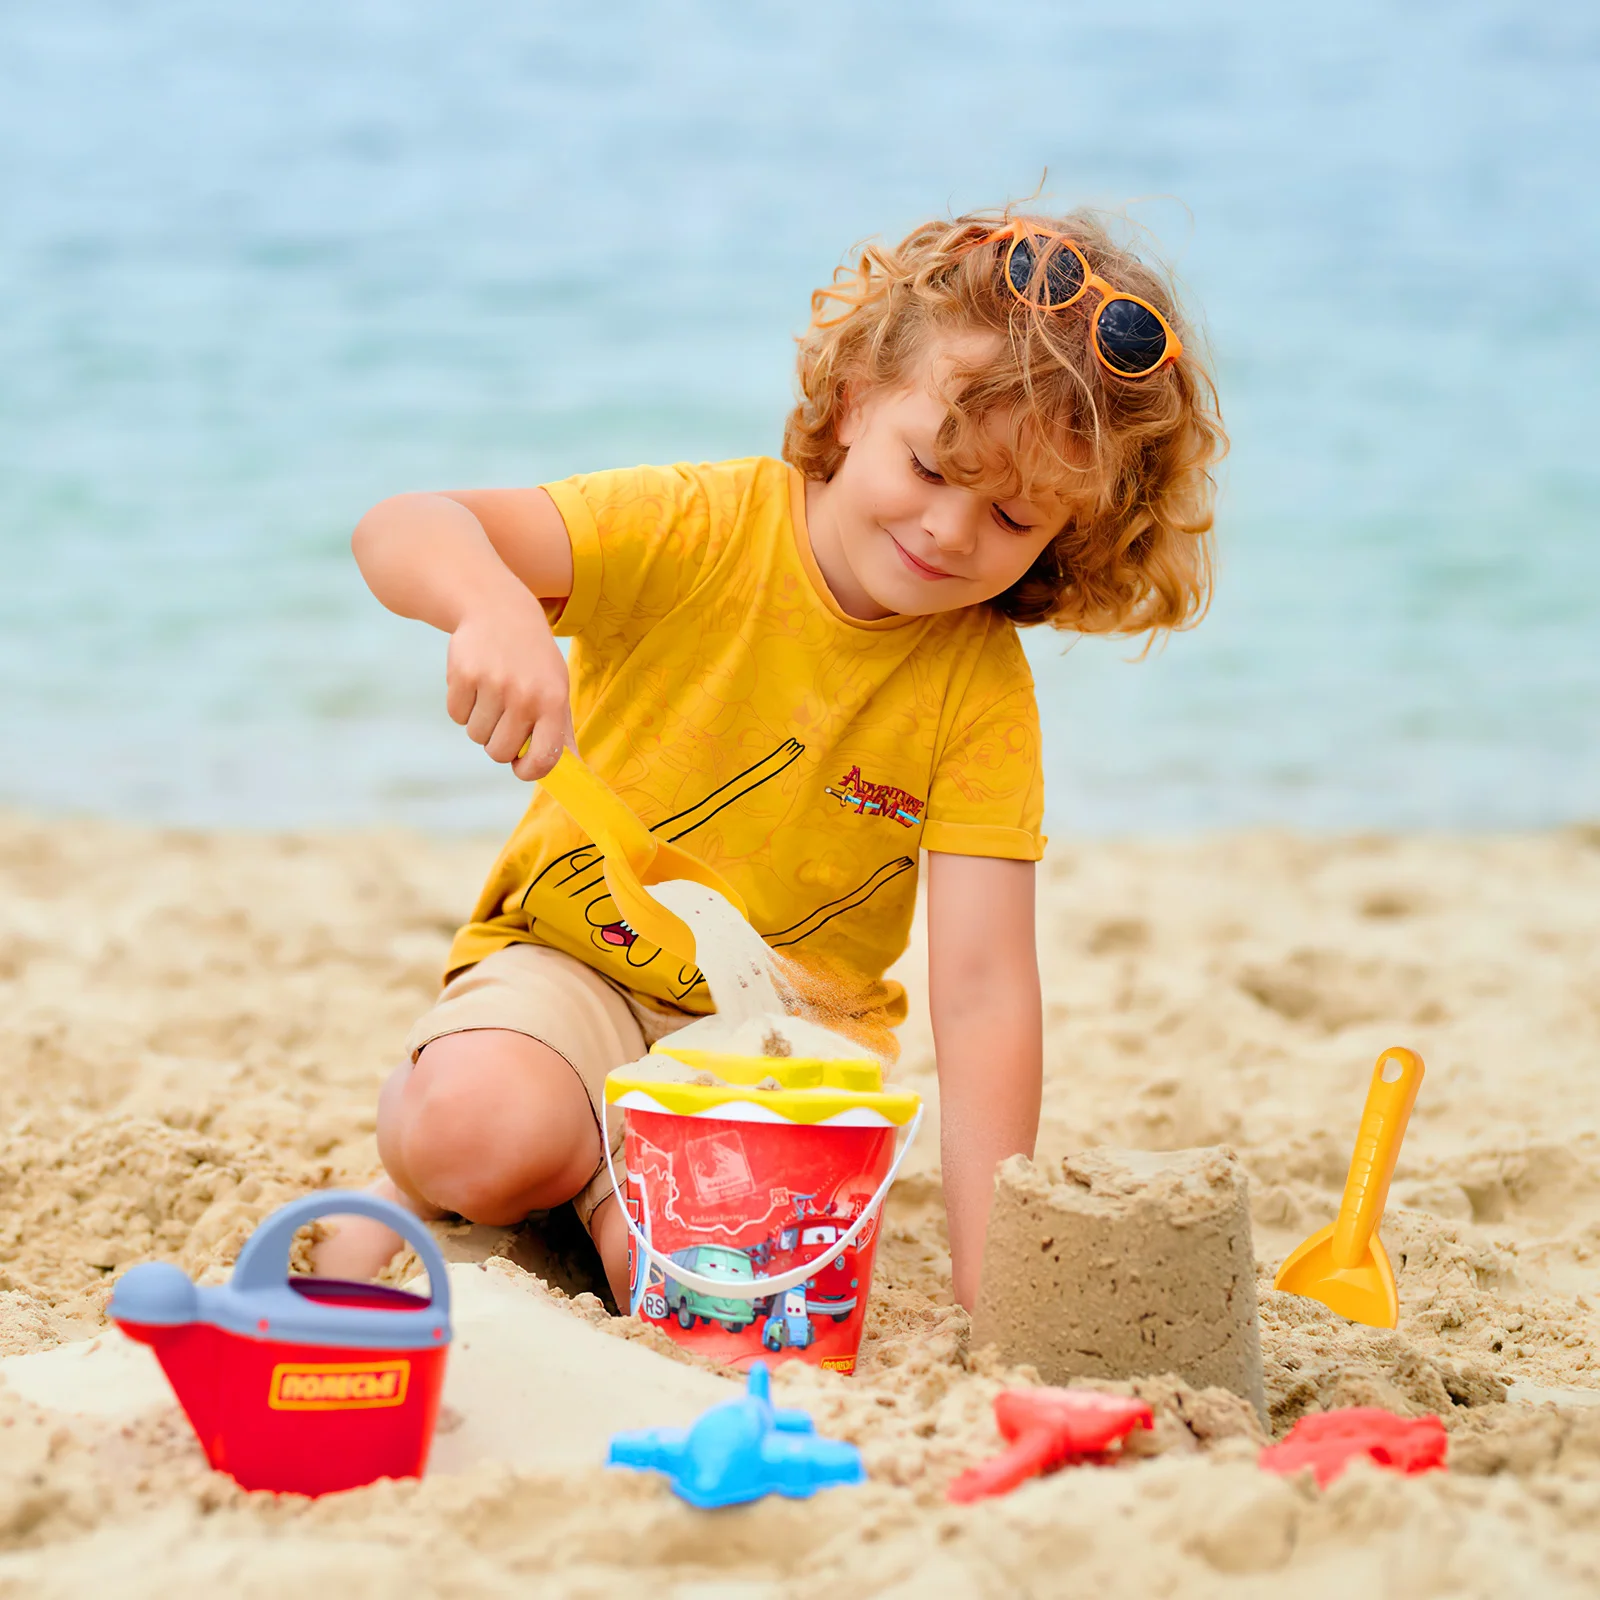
946, 1388, 1154, 1503
1258, 1408, 1448, 1488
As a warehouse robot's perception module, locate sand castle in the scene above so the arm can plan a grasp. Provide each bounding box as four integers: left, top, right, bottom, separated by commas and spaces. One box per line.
973, 1146, 1266, 1417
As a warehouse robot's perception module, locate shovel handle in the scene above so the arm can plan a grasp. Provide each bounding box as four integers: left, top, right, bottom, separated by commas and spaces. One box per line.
1330, 1047, 1424, 1270
537, 747, 658, 873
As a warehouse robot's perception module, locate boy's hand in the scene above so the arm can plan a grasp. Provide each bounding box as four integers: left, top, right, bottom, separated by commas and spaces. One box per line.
350, 488, 579, 783
446, 592, 574, 781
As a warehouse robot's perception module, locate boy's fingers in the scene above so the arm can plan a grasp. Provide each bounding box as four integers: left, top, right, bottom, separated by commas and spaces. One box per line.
445, 674, 476, 726
512, 716, 571, 781
512, 738, 564, 781
484, 711, 534, 765
464, 689, 505, 746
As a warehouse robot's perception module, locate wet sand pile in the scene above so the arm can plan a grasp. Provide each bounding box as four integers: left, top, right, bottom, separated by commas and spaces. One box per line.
2, 814, 1600, 1595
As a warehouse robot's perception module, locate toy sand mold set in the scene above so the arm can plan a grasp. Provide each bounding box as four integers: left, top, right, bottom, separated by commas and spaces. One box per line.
105, 752, 1435, 1503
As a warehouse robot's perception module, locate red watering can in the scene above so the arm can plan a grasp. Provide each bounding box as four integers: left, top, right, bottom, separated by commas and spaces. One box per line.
110, 1190, 451, 1497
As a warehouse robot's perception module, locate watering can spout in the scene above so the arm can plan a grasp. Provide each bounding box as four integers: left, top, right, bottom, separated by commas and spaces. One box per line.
110, 1262, 217, 1437
110, 1261, 200, 1328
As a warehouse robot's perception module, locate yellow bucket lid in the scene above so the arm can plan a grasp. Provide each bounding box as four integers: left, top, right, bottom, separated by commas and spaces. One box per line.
604, 1044, 921, 1128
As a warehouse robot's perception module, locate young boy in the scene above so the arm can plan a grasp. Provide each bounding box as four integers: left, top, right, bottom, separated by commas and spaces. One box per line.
317, 208, 1223, 1310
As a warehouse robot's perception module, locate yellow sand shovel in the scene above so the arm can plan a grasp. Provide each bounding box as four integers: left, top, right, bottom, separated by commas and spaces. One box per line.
1274, 1046, 1425, 1328
533, 746, 749, 965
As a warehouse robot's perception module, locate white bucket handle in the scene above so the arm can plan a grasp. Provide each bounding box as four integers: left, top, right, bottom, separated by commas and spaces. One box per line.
602, 1105, 923, 1302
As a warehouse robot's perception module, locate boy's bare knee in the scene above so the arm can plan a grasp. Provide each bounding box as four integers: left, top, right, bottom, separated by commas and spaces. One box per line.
390, 1030, 601, 1221
398, 1082, 528, 1218
374, 1060, 420, 1194
407, 1159, 526, 1226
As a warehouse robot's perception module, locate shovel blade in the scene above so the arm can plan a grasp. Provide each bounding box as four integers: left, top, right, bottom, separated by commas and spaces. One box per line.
602, 866, 699, 965
606, 845, 751, 967
1274, 1225, 1399, 1329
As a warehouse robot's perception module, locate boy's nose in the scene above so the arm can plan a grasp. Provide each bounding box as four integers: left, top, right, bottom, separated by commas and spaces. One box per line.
923, 496, 982, 556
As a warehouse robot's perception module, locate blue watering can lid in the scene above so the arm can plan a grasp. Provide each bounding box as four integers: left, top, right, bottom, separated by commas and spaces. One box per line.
108, 1190, 452, 1351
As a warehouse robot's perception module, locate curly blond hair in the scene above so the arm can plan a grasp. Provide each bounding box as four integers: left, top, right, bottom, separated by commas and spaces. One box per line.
783, 208, 1225, 636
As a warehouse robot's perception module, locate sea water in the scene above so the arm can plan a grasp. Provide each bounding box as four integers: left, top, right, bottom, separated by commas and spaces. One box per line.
2, 2, 1596, 834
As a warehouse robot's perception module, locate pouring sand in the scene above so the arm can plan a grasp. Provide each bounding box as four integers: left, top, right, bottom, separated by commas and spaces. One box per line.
647, 878, 867, 1062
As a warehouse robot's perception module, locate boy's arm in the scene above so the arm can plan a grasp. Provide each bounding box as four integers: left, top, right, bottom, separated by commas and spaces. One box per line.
925, 850, 1043, 1310
351, 488, 575, 779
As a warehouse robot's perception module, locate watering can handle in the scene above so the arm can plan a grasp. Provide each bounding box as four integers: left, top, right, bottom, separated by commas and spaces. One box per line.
602, 1107, 923, 1302
230, 1190, 453, 1320
1331, 1048, 1424, 1271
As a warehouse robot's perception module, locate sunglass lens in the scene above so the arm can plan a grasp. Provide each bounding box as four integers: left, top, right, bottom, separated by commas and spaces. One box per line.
1095, 297, 1170, 375
1007, 237, 1084, 308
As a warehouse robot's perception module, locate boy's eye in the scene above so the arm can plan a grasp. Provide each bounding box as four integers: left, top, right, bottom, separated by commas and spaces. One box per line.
911, 449, 1035, 532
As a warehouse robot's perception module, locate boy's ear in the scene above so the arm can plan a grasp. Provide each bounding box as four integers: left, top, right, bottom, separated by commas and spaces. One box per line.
835, 383, 863, 449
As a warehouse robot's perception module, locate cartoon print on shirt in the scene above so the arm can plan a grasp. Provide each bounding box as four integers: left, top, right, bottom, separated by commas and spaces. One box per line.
823, 764, 926, 828
520, 738, 917, 1001
765, 857, 916, 949
522, 738, 805, 949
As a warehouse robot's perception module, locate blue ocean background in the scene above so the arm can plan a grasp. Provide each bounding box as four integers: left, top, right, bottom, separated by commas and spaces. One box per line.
2, 2, 1596, 834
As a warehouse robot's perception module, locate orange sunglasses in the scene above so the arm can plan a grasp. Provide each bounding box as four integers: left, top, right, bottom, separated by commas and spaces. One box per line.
971, 220, 1183, 379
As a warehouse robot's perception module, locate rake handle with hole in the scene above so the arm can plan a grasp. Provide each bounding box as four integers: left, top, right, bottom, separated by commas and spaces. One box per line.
1331, 1047, 1425, 1270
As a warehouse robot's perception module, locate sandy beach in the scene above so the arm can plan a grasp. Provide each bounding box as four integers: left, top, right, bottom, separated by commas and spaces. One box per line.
3, 813, 1600, 1595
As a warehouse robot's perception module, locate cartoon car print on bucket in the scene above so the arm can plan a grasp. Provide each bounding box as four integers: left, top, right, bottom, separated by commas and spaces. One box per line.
622, 1119, 906, 1377
761, 1287, 814, 1352
663, 1245, 758, 1332
796, 1220, 858, 1321
751, 1198, 865, 1324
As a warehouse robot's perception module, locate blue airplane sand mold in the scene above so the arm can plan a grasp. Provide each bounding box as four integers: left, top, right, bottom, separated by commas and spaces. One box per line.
607, 1362, 865, 1509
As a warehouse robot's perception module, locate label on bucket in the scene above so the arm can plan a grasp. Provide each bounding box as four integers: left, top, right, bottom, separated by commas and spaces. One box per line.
624, 1110, 893, 1375
268, 1359, 412, 1410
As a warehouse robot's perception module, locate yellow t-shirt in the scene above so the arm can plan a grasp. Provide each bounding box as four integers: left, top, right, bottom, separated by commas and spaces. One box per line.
447, 456, 1044, 1054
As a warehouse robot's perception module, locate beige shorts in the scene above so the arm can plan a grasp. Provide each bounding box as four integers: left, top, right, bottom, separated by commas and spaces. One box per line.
403, 941, 691, 1228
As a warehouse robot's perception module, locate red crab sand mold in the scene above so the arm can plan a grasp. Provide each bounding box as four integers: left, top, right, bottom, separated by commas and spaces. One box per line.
1258, 1408, 1448, 1488
946, 1388, 1154, 1503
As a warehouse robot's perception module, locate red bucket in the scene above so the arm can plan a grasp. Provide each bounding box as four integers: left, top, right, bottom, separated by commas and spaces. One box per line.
110, 1191, 451, 1497
604, 1048, 922, 1375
